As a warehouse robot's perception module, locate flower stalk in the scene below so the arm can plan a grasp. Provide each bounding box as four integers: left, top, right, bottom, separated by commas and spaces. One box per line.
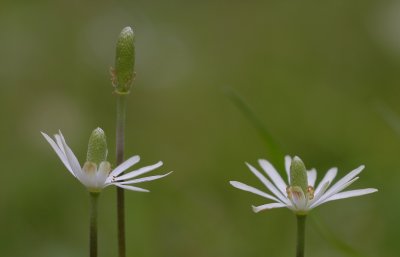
113, 26, 135, 257
116, 94, 127, 257
89, 192, 99, 257
296, 215, 306, 257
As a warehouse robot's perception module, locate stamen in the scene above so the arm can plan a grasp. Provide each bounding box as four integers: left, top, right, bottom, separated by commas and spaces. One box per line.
307, 185, 314, 200
286, 186, 292, 199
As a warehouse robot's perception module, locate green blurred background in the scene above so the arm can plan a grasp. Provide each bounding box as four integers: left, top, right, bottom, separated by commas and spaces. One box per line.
0, 0, 398, 256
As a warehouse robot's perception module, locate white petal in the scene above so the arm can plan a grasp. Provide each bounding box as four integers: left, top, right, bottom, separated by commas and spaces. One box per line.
58, 131, 82, 177
329, 165, 364, 191
307, 169, 317, 187
118, 171, 173, 185
114, 183, 150, 192
284, 155, 292, 184
311, 177, 359, 208
41, 132, 74, 176
246, 163, 289, 204
314, 167, 337, 197
96, 162, 111, 188
316, 165, 364, 203
230, 181, 280, 202
107, 155, 140, 181
252, 202, 286, 213
54, 134, 66, 155
258, 159, 287, 195
323, 188, 378, 203
114, 161, 163, 181
311, 181, 329, 204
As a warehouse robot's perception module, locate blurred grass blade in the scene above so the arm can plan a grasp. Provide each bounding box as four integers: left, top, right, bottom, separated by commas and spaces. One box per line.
225, 87, 284, 169
310, 215, 370, 257
226, 87, 367, 257
376, 102, 400, 137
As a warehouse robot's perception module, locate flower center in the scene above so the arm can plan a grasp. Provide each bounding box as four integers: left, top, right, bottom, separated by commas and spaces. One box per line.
286, 185, 315, 200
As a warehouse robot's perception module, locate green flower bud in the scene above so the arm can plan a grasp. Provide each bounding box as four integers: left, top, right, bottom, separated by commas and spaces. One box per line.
290, 156, 308, 193
87, 128, 108, 165
112, 26, 135, 94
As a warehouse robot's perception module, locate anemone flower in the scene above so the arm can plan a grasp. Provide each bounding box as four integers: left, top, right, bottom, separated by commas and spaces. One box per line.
230, 156, 377, 214
42, 130, 172, 193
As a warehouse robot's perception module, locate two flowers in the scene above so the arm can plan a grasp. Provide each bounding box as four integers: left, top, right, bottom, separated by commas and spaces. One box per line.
43, 128, 377, 257
43, 128, 377, 215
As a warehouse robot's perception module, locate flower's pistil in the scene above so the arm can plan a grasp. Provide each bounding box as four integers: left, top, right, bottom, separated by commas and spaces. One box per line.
87, 128, 108, 165
290, 156, 308, 193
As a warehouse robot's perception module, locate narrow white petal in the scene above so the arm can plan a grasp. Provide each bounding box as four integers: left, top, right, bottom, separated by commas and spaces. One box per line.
328, 165, 364, 192
107, 155, 140, 180
118, 171, 173, 185
114, 183, 150, 192
311, 181, 329, 205
246, 163, 289, 204
311, 177, 359, 208
316, 165, 364, 204
258, 159, 287, 195
252, 202, 286, 213
307, 169, 317, 187
58, 131, 82, 177
41, 132, 74, 176
323, 188, 378, 203
54, 134, 66, 155
314, 167, 337, 197
284, 155, 292, 184
114, 161, 163, 181
230, 181, 281, 202
96, 162, 111, 188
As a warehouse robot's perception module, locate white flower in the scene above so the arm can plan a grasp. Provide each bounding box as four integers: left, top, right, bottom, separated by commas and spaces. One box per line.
230, 156, 377, 214
42, 131, 172, 192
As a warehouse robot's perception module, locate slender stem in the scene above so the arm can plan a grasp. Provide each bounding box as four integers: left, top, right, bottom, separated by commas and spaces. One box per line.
116, 94, 127, 257
296, 215, 307, 257
90, 192, 99, 257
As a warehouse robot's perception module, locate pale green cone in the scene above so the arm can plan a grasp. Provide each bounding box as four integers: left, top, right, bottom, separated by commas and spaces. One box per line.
87, 128, 108, 165
113, 26, 135, 94
290, 156, 308, 194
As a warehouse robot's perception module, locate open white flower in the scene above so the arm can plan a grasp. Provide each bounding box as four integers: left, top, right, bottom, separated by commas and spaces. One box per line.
42, 130, 172, 193
230, 155, 377, 214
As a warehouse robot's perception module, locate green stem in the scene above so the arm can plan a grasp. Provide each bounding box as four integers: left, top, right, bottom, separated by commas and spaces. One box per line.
296, 215, 307, 257
90, 192, 99, 257
116, 94, 127, 257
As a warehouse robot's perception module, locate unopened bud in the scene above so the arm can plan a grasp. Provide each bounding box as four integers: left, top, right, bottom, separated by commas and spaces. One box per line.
112, 26, 135, 94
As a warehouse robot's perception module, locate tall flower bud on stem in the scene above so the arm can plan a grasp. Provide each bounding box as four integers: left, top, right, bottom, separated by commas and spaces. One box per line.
112, 26, 135, 94
112, 26, 135, 257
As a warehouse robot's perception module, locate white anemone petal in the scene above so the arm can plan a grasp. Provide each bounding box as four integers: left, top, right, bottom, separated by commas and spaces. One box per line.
114, 161, 163, 181
258, 159, 287, 195
230, 181, 280, 202
252, 202, 286, 213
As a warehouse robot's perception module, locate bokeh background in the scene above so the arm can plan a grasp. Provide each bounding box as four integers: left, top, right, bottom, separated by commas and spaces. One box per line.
1, 0, 399, 256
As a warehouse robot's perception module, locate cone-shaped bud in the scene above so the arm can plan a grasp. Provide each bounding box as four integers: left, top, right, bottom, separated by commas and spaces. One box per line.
290, 156, 308, 193
113, 26, 135, 94
86, 128, 108, 165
